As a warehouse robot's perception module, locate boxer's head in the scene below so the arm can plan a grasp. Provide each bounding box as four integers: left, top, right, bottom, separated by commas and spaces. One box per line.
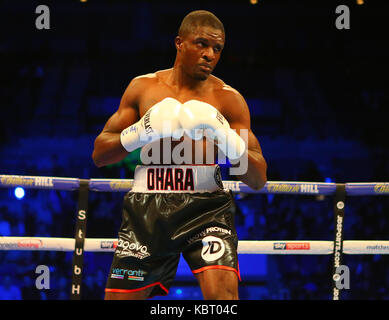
175, 10, 225, 81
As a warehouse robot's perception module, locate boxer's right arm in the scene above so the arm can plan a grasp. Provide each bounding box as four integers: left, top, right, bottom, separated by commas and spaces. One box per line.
92, 78, 142, 168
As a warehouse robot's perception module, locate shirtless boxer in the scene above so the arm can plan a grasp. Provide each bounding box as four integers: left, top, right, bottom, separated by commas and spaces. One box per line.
92, 10, 267, 300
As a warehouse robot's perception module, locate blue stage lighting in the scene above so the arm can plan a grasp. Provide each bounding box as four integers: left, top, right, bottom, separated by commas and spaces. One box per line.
14, 187, 25, 199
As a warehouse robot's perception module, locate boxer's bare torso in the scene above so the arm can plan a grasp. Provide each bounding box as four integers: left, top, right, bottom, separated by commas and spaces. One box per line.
94, 68, 255, 166
132, 68, 243, 164
136, 69, 233, 115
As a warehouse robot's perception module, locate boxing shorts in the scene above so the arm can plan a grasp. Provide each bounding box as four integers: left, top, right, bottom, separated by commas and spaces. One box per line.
105, 164, 240, 298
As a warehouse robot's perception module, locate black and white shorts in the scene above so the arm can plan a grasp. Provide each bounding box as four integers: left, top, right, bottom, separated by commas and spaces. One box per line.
105, 165, 240, 298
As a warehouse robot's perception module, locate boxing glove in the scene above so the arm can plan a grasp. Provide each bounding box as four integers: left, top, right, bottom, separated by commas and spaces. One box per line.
120, 97, 183, 152
179, 100, 246, 160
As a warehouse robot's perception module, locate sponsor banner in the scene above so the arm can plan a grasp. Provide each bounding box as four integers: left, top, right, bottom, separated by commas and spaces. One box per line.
4, 238, 389, 255
115, 239, 150, 260
343, 241, 389, 254
111, 268, 146, 281
373, 183, 389, 194
2, 175, 386, 197
0, 237, 76, 251
17, 239, 43, 249
188, 226, 232, 245
346, 183, 389, 196
222, 181, 241, 192
0, 242, 18, 250
0, 175, 79, 191
128, 276, 144, 281
201, 236, 226, 262
0, 238, 43, 250
265, 182, 336, 195
100, 240, 118, 249
366, 244, 389, 251
273, 242, 311, 250
89, 179, 133, 192
332, 184, 346, 300
71, 180, 89, 300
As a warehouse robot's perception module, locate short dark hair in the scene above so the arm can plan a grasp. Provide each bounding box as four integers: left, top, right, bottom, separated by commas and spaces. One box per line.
178, 10, 225, 38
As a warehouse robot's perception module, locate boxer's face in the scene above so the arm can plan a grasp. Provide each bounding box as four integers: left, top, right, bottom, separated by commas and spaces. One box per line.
177, 26, 225, 80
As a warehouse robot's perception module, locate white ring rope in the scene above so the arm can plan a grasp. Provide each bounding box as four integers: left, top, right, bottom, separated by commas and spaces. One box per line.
1, 237, 389, 255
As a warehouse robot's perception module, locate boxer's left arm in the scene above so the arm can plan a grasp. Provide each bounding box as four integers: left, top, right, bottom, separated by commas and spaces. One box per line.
221, 90, 267, 190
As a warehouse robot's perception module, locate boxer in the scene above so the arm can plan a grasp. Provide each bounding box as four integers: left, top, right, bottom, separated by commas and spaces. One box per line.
92, 10, 267, 300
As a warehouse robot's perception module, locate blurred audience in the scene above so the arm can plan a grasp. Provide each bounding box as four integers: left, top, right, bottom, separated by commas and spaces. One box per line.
0, 1, 388, 300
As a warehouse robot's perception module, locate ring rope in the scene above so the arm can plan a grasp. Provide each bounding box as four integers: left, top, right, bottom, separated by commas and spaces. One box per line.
1, 174, 388, 299
1, 174, 389, 195
1, 237, 389, 255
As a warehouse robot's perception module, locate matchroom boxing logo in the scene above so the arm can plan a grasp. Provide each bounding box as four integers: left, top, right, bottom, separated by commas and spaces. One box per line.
201, 236, 225, 262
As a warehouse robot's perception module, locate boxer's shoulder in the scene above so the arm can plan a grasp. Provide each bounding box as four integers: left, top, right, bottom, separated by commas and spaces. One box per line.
126, 72, 163, 100
120, 73, 158, 108
210, 75, 241, 97
132, 69, 174, 88
208, 78, 248, 122
210, 77, 245, 110
132, 72, 159, 85
221, 83, 240, 98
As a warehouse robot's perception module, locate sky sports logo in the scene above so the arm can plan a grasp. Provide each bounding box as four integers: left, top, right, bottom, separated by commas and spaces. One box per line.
273, 242, 310, 250
100, 241, 118, 249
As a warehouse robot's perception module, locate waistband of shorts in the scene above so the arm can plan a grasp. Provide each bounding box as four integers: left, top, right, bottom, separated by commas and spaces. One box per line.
131, 165, 224, 193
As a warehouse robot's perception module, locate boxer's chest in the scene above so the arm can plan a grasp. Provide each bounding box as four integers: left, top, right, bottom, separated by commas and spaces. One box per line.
137, 83, 220, 164
138, 83, 223, 118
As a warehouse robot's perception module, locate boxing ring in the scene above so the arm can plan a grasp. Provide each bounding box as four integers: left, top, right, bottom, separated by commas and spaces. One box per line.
1, 174, 388, 300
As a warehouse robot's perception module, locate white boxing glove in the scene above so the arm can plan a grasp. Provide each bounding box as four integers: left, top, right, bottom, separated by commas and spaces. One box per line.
179, 100, 246, 160
120, 97, 183, 152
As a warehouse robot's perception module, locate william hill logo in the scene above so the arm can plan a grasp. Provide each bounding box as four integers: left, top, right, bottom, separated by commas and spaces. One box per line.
1, 176, 34, 187
109, 181, 133, 191
374, 184, 389, 194
273, 242, 310, 250
267, 184, 299, 193
266, 183, 319, 194
0, 176, 54, 188
299, 184, 319, 194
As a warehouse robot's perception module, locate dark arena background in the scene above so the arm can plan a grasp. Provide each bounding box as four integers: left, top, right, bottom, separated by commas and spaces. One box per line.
0, 0, 388, 301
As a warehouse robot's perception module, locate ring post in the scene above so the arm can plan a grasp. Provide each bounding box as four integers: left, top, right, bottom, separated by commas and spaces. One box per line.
70, 179, 90, 300
331, 183, 346, 300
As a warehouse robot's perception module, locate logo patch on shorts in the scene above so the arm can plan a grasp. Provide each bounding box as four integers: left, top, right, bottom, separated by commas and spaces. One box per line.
214, 165, 224, 189
115, 238, 150, 260
111, 268, 146, 281
201, 236, 225, 262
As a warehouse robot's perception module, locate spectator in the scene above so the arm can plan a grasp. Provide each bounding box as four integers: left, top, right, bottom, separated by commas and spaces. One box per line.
0, 275, 22, 300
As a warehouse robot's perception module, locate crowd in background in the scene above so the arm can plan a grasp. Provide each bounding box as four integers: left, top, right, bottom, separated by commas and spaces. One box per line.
1, 1, 388, 299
